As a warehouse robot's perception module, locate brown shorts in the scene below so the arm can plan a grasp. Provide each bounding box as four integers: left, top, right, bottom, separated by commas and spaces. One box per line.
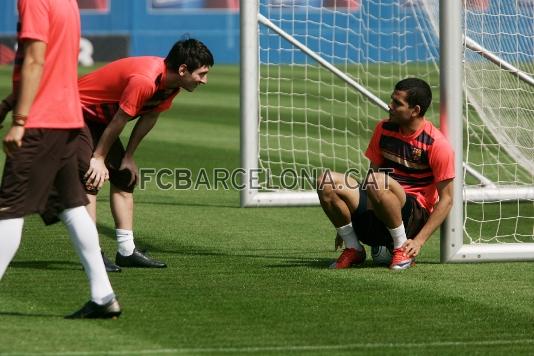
0, 129, 88, 221
351, 189, 429, 249
78, 120, 136, 195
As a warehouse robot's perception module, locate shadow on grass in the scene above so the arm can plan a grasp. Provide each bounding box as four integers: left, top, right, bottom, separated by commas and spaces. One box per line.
0, 311, 63, 318
91, 228, 437, 270
264, 258, 334, 269
90, 234, 337, 269
9, 260, 81, 271
136, 200, 239, 209
141, 245, 429, 270
96, 224, 116, 241
92, 232, 438, 270
264, 259, 393, 269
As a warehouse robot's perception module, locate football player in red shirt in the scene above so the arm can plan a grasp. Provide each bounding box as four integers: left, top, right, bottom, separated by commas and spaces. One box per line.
0, 0, 120, 319
317, 78, 454, 270
75, 39, 213, 271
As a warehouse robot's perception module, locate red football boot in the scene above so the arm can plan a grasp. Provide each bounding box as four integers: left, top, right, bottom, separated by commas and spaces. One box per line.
330, 247, 366, 269
389, 248, 415, 270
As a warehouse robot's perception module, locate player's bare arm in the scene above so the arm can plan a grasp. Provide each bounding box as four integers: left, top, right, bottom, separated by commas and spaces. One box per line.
85, 108, 133, 189
403, 178, 454, 257
121, 111, 160, 186
3, 40, 46, 156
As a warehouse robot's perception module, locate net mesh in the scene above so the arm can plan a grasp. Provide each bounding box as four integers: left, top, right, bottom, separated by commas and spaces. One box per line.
257, 0, 534, 243
462, 0, 534, 243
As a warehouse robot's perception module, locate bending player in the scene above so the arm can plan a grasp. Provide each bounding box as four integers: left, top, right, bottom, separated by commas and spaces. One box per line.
75, 38, 214, 271
317, 78, 454, 270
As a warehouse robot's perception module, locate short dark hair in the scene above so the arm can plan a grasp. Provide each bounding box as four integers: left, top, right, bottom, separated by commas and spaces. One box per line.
394, 78, 432, 117
165, 38, 214, 72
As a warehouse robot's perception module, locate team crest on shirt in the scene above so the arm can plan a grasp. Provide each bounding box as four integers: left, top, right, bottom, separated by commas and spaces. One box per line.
412, 147, 423, 161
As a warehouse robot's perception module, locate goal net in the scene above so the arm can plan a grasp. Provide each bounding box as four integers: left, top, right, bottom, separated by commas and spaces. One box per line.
240, 0, 534, 261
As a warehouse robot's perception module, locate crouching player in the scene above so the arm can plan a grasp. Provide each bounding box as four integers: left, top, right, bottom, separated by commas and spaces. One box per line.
317, 78, 455, 270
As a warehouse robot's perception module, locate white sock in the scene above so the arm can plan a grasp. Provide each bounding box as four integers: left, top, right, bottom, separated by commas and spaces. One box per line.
60, 207, 115, 305
388, 223, 407, 249
336, 223, 363, 250
116, 229, 135, 256
0, 218, 24, 279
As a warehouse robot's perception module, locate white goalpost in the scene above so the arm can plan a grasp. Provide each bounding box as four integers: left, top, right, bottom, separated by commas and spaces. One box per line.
240, 0, 534, 262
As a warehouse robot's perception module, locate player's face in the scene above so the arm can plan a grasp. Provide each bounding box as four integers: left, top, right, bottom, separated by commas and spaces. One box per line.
181, 65, 210, 92
388, 90, 420, 124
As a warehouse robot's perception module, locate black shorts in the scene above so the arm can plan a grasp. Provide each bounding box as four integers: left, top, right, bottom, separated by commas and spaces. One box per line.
78, 120, 136, 195
351, 189, 429, 249
0, 128, 88, 221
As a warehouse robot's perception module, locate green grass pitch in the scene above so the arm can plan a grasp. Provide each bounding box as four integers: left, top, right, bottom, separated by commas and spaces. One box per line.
0, 65, 533, 355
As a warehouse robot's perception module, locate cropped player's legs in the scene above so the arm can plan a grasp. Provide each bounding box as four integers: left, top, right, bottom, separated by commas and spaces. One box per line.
0, 218, 24, 279
57, 188, 121, 316
316, 171, 366, 268
53, 131, 118, 310
60, 207, 115, 303
60, 208, 119, 318
364, 172, 413, 270
62, 203, 122, 320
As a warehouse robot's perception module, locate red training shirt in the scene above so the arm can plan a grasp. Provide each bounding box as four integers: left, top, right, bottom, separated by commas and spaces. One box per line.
365, 119, 455, 213
13, 0, 83, 129
78, 57, 180, 124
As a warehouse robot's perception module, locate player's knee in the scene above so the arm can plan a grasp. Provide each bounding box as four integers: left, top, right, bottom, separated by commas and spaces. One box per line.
364, 173, 389, 204
364, 172, 388, 190
365, 187, 382, 207
316, 171, 337, 194
316, 172, 327, 190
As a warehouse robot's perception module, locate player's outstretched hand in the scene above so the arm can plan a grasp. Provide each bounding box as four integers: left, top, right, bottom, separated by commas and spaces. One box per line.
334, 233, 344, 251
402, 238, 423, 258
85, 156, 109, 190
3, 126, 25, 157
119, 156, 138, 187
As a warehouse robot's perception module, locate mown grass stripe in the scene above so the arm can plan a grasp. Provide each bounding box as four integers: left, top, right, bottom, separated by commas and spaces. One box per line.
3, 339, 534, 356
